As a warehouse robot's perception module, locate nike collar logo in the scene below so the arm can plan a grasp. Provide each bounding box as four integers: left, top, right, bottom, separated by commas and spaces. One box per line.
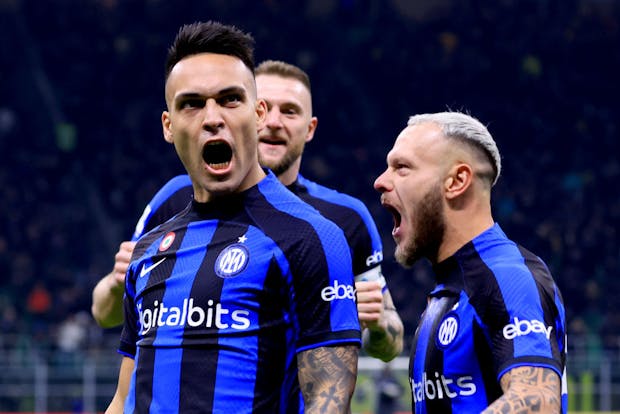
139, 258, 166, 278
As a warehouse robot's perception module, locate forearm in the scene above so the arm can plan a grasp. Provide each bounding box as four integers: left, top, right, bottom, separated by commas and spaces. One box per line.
92, 272, 125, 328
298, 345, 358, 414
362, 307, 404, 362
105, 357, 134, 414
482, 366, 561, 413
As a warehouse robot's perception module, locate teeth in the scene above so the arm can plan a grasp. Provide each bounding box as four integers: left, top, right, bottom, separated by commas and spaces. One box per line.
209, 162, 230, 170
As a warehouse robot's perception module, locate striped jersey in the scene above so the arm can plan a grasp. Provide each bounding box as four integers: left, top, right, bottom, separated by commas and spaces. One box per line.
132, 172, 386, 287
119, 172, 361, 413
410, 224, 567, 413
289, 174, 385, 287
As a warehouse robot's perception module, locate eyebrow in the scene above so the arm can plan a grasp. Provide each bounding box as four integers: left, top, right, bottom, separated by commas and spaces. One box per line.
174, 86, 248, 103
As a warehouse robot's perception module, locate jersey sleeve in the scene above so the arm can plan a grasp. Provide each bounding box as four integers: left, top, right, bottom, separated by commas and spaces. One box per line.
488, 263, 565, 379
119, 258, 140, 358
288, 220, 362, 353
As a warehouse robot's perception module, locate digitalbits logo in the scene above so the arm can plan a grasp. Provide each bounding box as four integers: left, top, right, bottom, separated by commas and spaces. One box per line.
215, 244, 249, 278
436, 314, 459, 348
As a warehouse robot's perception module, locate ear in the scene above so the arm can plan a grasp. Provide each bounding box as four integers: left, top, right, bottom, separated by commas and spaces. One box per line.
305, 116, 318, 144
444, 163, 473, 199
255, 99, 267, 129
162, 111, 173, 144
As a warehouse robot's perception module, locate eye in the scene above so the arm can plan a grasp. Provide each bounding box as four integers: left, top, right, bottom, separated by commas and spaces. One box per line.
394, 163, 410, 176
219, 93, 243, 107
179, 98, 205, 110
281, 107, 298, 116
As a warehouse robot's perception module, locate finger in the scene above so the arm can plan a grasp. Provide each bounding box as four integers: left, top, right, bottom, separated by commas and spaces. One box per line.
355, 281, 382, 292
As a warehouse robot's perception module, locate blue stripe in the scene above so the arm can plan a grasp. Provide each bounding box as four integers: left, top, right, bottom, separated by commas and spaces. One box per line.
413, 297, 446, 414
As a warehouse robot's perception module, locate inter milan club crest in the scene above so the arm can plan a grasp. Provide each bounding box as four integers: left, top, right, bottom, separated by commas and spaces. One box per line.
159, 232, 175, 252
436, 313, 459, 349
215, 243, 249, 278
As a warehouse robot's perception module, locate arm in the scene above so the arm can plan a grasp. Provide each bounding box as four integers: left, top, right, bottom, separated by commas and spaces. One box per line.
297, 345, 359, 414
105, 356, 135, 414
91, 241, 136, 328
356, 281, 404, 362
482, 366, 561, 413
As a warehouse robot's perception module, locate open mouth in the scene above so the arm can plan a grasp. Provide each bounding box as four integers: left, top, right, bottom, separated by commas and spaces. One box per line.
202, 141, 232, 170
259, 134, 286, 146
381, 202, 402, 236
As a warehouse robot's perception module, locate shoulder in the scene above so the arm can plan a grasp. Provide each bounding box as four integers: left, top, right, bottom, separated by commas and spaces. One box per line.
253, 175, 348, 246
132, 175, 193, 240
152, 175, 193, 203
298, 175, 370, 213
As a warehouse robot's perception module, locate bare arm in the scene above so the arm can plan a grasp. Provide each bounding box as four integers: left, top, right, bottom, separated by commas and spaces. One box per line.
356, 281, 404, 362
297, 345, 359, 414
91, 241, 136, 328
105, 356, 135, 414
482, 366, 561, 413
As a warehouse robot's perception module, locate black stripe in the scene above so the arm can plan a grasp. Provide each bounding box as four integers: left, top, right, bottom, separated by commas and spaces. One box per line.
473, 321, 502, 405
253, 258, 289, 413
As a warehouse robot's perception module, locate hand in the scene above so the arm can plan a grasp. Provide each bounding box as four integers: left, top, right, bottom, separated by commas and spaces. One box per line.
355, 280, 384, 330
108, 241, 137, 291
92, 241, 137, 328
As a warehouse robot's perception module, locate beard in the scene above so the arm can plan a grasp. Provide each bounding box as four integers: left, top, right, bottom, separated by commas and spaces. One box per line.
395, 184, 445, 267
258, 138, 305, 177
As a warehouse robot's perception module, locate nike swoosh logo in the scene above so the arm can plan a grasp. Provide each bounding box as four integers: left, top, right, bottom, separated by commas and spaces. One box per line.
139, 258, 166, 278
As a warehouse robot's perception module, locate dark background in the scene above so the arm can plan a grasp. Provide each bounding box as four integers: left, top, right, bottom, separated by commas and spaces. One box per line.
1, 0, 618, 356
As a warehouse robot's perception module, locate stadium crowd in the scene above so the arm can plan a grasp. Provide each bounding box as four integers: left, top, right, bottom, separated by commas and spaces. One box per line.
0, 0, 619, 362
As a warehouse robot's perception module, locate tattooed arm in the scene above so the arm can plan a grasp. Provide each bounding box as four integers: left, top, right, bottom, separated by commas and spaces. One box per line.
356, 283, 404, 362
297, 345, 359, 414
482, 366, 561, 413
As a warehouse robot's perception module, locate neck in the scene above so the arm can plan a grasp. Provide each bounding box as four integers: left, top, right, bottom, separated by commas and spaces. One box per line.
275, 159, 302, 186
436, 203, 494, 262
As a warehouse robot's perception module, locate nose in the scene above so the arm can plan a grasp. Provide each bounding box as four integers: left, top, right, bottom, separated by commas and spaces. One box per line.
202, 99, 225, 133
264, 107, 283, 129
374, 170, 391, 193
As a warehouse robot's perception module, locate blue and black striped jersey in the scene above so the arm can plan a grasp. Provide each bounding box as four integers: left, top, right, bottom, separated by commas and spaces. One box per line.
120, 172, 361, 413
289, 174, 384, 285
409, 224, 567, 414
132, 172, 386, 285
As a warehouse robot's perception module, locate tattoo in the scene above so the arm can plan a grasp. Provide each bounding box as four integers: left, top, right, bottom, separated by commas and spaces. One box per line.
482, 366, 561, 413
298, 345, 358, 414
362, 291, 404, 362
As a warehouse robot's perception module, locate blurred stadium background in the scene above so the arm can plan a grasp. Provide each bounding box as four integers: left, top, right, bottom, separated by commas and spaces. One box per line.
0, 0, 618, 412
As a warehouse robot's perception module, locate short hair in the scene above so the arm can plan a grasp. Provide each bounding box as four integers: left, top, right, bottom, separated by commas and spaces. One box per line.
408, 111, 502, 186
165, 21, 255, 80
255, 60, 312, 93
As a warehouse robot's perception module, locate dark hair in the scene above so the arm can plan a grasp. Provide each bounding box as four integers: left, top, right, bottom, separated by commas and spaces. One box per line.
255, 60, 311, 92
165, 21, 255, 80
